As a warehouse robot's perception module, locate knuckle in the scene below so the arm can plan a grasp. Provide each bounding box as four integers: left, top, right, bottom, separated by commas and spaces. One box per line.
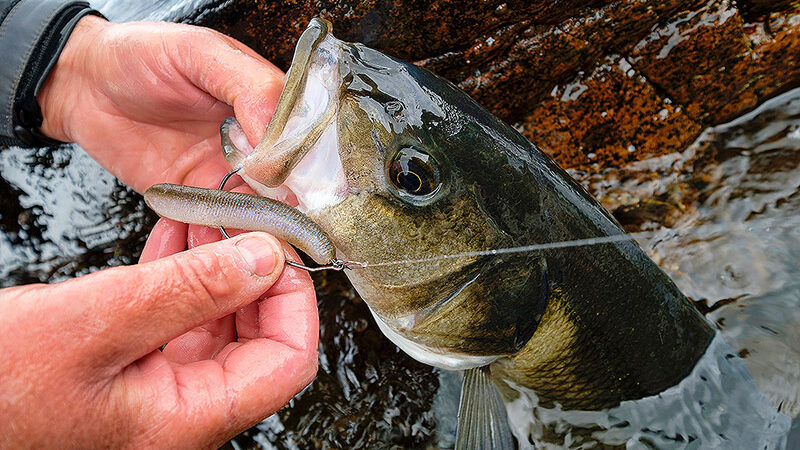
177, 26, 230, 56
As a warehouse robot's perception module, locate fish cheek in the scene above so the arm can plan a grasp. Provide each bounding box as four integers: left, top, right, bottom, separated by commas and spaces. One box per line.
407, 252, 550, 356
313, 188, 506, 316
336, 98, 394, 191
313, 187, 553, 357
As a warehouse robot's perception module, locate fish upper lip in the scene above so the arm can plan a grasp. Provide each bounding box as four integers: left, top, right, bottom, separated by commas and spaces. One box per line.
243, 18, 342, 190
260, 18, 331, 153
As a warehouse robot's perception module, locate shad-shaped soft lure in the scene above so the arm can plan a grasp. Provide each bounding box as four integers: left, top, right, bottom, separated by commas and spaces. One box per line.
145, 18, 715, 449
144, 183, 336, 265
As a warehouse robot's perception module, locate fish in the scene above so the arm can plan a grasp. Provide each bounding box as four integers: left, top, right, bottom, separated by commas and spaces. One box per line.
145, 18, 714, 448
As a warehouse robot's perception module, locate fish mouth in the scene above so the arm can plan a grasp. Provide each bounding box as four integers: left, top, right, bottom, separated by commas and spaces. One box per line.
239, 18, 348, 214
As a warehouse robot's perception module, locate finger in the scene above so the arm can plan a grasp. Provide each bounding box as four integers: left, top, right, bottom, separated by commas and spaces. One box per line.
148, 219, 229, 362
165, 245, 308, 363
160, 221, 237, 364
161, 221, 237, 364
236, 247, 311, 341
140, 218, 188, 263
145, 217, 234, 364
254, 257, 317, 351
127, 338, 317, 447
170, 180, 261, 362
161, 314, 236, 364
137, 269, 315, 442
171, 27, 284, 146
187, 223, 226, 249
233, 300, 260, 343
143, 219, 228, 361
116, 244, 318, 446
43, 232, 286, 369
201, 259, 318, 432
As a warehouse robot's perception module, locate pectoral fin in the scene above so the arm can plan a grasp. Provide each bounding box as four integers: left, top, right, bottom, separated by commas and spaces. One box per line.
455, 366, 515, 450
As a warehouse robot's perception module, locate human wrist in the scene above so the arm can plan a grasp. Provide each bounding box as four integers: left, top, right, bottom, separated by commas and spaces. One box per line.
39, 14, 108, 143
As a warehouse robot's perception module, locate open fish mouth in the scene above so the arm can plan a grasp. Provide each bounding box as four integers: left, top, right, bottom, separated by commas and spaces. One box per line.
224, 18, 348, 214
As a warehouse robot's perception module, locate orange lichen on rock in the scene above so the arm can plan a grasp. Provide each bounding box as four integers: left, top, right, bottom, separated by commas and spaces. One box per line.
632, 1, 800, 125
186, 0, 800, 171
521, 56, 703, 172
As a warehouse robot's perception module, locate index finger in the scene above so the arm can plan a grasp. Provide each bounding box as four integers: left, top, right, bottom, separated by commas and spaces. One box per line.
170, 25, 284, 145
200, 257, 318, 425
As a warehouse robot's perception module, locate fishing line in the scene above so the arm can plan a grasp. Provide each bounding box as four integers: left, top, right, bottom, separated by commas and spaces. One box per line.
212, 169, 799, 272
338, 214, 800, 270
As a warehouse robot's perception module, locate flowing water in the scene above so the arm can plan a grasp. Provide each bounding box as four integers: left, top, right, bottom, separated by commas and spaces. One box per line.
497, 87, 800, 449
1, 1, 799, 448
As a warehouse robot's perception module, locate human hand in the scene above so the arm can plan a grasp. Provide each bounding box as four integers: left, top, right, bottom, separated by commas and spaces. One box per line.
38, 15, 281, 193
0, 231, 318, 448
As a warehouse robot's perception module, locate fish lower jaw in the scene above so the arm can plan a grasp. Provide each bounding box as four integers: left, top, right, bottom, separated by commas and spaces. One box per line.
270, 34, 346, 213
240, 34, 347, 213
368, 306, 501, 371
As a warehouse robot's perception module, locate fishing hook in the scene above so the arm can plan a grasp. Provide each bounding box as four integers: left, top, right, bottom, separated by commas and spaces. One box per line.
217, 166, 242, 240
286, 258, 364, 272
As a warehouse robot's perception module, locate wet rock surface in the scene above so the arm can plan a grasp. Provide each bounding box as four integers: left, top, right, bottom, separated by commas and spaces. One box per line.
185, 0, 800, 172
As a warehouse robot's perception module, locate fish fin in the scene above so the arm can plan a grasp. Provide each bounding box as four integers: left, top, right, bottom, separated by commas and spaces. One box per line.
455, 366, 515, 450
220, 117, 252, 168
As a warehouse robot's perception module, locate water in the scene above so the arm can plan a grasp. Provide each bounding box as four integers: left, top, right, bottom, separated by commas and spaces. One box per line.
0, 145, 153, 284
91, 0, 219, 22
505, 336, 789, 448
583, 87, 800, 420
560, 87, 800, 448
1, 1, 799, 448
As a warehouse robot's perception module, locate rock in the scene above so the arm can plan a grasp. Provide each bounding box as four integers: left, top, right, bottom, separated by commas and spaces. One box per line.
184, 0, 800, 171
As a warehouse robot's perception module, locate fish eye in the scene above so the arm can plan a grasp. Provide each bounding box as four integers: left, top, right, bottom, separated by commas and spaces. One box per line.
388, 147, 441, 198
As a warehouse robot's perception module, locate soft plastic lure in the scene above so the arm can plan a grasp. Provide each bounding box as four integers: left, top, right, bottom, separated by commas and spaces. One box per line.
144, 183, 336, 266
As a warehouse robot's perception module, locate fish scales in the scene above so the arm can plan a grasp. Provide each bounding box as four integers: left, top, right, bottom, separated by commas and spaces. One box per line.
146, 17, 717, 447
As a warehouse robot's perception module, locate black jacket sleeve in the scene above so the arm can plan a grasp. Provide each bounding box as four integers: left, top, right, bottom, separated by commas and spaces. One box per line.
0, 0, 102, 148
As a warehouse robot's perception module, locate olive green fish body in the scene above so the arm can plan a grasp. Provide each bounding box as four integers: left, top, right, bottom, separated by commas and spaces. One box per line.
151, 19, 713, 411
312, 45, 713, 407
285, 23, 711, 408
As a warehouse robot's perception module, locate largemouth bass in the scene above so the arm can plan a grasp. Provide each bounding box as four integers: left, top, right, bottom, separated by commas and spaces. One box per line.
146, 18, 714, 447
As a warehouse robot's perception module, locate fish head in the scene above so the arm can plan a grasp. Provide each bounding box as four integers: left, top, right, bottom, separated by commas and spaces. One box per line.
233, 19, 552, 370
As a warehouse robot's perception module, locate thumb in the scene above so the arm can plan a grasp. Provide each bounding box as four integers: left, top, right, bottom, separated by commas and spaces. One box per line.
46, 232, 286, 368
171, 26, 284, 146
